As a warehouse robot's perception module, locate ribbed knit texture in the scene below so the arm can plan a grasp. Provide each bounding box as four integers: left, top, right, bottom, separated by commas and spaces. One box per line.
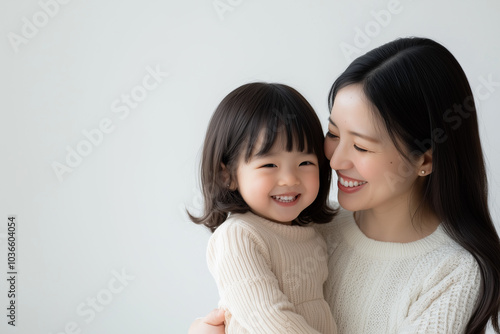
207, 212, 337, 334
315, 208, 481, 334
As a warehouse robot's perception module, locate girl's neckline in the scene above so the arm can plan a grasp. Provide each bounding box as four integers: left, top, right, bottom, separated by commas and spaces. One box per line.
228, 211, 317, 241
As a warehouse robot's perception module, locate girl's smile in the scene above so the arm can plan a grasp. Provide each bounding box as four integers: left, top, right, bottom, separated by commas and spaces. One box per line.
271, 193, 301, 206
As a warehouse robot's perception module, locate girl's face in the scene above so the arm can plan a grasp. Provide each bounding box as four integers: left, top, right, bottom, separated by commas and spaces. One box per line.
324, 84, 422, 214
234, 134, 320, 225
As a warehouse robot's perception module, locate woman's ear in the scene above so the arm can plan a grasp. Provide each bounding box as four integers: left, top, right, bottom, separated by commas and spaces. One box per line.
220, 163, 237, 190
417, 149, 433, 176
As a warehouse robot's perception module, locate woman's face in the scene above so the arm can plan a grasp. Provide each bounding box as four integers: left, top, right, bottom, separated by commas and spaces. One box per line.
324, 84, 422, 213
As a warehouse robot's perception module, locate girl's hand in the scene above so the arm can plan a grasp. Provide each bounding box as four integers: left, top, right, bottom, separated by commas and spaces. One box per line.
188, 309, 225, 334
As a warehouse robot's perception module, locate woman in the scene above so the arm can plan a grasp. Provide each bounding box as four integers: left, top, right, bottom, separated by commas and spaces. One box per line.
190, 37, 500, 333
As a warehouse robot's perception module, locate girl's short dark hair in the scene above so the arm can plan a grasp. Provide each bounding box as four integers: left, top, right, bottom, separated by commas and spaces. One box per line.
190, 82, 336, 232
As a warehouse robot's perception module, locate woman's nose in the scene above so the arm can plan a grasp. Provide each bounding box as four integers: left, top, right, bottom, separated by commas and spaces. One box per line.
329, 142, 352, 171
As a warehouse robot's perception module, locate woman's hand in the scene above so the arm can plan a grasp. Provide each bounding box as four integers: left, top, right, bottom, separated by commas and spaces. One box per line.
188, 309, 225, 334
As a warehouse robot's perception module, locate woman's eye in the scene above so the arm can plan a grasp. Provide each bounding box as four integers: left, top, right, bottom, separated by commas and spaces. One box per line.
326, 132, 339, 139
354, 145, 368, 152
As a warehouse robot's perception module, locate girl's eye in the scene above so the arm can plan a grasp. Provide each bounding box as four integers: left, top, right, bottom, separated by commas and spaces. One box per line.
326, 132, 339, 139
354, 145, 368, 153
261, 163, 277, 168
299, 161, 315, 166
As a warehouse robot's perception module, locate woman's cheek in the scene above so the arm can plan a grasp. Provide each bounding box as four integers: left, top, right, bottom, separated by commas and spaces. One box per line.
324, 138, 335, 160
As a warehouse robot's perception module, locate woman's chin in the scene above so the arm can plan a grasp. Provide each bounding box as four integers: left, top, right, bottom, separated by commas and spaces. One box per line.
337, 197, 360, 212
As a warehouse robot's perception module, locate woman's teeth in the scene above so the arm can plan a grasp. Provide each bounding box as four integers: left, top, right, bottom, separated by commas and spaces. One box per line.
339, 177, 367, 188
272, 195, 297, 202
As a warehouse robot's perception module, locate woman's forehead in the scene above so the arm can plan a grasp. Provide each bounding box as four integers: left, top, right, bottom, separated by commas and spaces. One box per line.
330, 85, 387, 140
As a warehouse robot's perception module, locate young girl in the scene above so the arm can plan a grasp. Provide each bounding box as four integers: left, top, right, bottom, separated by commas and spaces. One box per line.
189, 82, 337, 333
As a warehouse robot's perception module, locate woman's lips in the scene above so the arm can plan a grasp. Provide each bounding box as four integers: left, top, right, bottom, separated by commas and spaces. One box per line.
337, 173, 367, 193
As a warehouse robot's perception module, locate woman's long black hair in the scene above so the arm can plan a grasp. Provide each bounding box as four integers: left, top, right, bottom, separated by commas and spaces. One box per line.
328, 37, 500, 334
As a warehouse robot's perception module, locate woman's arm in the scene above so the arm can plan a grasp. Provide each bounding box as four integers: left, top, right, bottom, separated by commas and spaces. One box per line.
188, 309, 225, 334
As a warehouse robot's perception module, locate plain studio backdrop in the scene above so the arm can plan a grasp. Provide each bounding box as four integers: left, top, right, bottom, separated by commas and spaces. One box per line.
1, 0, 499, 333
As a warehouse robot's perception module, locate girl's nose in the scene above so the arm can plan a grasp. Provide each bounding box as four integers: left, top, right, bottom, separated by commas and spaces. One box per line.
278, 168, 300, 186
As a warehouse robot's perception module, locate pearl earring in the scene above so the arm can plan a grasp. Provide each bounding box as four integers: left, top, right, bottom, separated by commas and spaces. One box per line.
421, 170, 426, 175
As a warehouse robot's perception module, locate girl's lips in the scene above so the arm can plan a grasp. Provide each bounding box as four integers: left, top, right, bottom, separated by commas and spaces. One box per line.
271, 193, 300, 206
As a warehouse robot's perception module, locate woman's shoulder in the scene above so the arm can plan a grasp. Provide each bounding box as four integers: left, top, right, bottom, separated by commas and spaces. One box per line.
412, 231, 481, 310
425, 227, 480, 272
393, 226, 481, 288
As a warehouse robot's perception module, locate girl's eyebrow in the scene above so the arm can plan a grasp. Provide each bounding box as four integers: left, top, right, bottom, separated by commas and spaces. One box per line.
253, 151, 276, 158
328, 117, 381, 144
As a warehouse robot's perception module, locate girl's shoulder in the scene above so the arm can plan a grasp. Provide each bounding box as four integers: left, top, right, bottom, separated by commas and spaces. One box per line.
208, 212, 271, 258
211, 212, 264, 239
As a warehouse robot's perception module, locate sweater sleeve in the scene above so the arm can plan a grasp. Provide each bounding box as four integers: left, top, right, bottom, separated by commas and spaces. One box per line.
397, 251, 481, 334
207, 221, 323, 334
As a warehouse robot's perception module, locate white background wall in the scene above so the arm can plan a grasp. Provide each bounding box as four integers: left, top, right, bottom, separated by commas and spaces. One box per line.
1, 0, 499, 333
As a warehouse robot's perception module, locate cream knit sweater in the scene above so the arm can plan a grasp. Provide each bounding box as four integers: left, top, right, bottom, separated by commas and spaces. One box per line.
207, 212, 337, 334
315, 208, 481, 334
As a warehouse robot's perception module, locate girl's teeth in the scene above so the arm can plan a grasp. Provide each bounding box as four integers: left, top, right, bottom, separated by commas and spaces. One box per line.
340, 177, 366, 188
273, 195, 296, 202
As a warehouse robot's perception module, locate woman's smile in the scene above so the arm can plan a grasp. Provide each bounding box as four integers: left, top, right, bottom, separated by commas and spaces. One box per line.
337, 173, 367, 193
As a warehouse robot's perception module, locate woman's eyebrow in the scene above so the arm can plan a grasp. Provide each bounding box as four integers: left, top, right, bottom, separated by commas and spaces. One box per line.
328, 117, 381, 144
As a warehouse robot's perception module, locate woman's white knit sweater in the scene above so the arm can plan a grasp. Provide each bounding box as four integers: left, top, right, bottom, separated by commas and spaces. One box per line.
315, 208, 481, 334
207, 212, 337, 333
